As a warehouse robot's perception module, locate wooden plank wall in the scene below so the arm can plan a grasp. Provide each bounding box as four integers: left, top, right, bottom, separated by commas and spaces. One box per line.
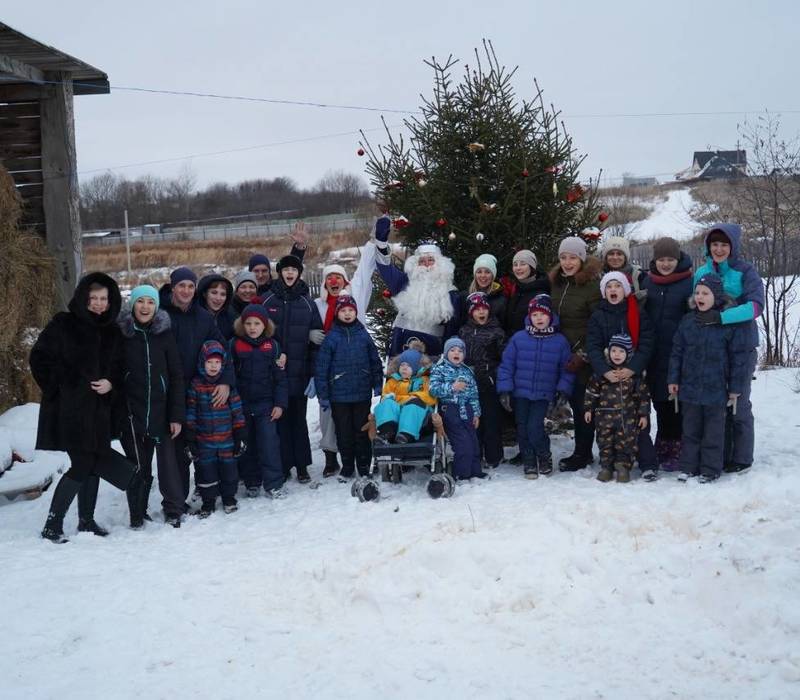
0, 98, 45, 234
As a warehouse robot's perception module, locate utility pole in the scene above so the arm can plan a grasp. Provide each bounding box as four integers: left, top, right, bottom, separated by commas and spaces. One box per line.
124, 209, 131, 274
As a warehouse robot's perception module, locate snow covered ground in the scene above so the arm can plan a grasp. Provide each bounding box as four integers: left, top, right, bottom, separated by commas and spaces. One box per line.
1, 370, 799, 699
630, 188, 703, 242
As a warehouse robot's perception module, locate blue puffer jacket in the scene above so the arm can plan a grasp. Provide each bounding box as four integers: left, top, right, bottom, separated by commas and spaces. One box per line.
229, 319, 289, 412
315, 319, 383, 403
642, 252, 694, 402
159, 284, 235, 387
586, 299, 655, 377
667, 307, 751, 406
496, 319, 575, 401
261, 278, 323, 396
429, 358, 481, 420
693, 223, 765, 348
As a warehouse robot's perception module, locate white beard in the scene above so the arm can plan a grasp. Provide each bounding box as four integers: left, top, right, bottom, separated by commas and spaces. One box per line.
392, 254, 456, 334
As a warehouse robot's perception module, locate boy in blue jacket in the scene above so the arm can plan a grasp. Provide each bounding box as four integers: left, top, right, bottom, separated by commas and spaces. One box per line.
230, 304, 289, 498
314, 296, 383, 478
668, 274, 750, 482
185, 341, 247, 516
429, 337, 486, 481
497, 294, 574, 478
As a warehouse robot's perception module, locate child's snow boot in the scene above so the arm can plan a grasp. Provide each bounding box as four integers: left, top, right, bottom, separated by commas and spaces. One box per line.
245, 486, 260, 498
197, 500, 216, 519
523, 454, 538, 480
596, 467, 614, 482
222, 497, 238, 514
296, 465, 311, 484
616, 465, 631, 483
538, 453, 553, 476
322, 450, 340, 478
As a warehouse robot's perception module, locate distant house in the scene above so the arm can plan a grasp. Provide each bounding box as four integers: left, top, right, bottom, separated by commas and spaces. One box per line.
622, 174, 658, 187
675, 150, 747, 181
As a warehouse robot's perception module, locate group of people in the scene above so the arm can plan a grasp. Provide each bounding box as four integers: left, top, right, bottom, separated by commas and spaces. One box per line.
30, 216, 764, 542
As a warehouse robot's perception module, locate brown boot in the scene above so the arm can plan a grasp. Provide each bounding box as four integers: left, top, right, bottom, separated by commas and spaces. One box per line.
597, 468, 614, 482
616, 465, 631, 483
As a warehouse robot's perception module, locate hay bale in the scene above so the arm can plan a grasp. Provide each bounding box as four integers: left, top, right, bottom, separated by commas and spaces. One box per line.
0, 167, 57, 412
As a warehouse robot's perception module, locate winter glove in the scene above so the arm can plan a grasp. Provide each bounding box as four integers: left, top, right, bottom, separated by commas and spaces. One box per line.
564, 353, 587, 373
233, 439, 247, 458
499, 392, 513, 413
695, 309, 721, 326
304, 378, 317, 398
309, 329, 325, 345
184, 442, 198, 462
319, 398, 331, 412
374, 214, 392, 243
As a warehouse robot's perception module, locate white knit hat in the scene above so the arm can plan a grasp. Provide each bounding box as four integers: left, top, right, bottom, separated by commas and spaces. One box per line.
512, 249, 538, 272
600, 271, 632, 297
473, 253, 498, 277
322, 263, 348, 282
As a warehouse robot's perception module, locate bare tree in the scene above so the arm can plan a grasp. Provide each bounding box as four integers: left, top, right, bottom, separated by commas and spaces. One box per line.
314, 170, 369, 213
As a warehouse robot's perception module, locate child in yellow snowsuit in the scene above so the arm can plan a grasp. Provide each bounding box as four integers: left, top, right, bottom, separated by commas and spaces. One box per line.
374, 347, 435, 443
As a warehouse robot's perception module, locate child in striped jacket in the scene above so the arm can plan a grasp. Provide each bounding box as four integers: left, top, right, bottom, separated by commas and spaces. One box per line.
185, 340, 247, 517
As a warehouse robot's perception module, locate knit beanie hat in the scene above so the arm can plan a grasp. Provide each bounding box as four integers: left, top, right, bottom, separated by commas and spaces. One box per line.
277, 254, 304, 274
558, 236, 587, 262
130, 284, 160, 311
473, 253, 498, 278
600, 271, 632, 298
527, 293, 553, 320
240, 303, 270, 326
512, 249, 538, 273
335, 294, 357, 314
248, 253, 271, 271
233, 270, 258, 291
652, 236, 681, 261
695, 273, 724, 306
443, 337, 466, 358
467, 291, 490, 316
608, 333, 634, 357
170, 266, 197, 286
397, 348, 422, 375
601, 236, 631, 261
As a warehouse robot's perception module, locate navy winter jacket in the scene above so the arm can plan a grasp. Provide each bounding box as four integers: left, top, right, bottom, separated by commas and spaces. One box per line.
458, 316, 506, 392
497, 320, 575, 401
693, 223, 765, 349
642, 252, 694, 402
314, 319, 383, 403
261, 278, 323, 396
229, 321, 289, 412
667, 308, 751, 406
159, 284, 235, 387
586, 299, 655, 377
197, 273, 236, 340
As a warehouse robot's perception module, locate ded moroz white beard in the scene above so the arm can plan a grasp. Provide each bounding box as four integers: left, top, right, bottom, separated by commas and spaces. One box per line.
391, 253, 456, 333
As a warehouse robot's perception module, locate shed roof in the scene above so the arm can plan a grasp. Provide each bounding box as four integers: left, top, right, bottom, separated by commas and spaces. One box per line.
693, 150, 746, 169
0, 22, 108, 95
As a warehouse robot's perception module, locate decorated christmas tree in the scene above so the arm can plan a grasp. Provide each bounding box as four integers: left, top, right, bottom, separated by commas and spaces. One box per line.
360, 40, 604, 288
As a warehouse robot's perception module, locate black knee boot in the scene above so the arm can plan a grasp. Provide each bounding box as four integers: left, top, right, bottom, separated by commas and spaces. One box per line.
126, 472, 147, 529
42, 475, 83, 543
77, 475, 109, 537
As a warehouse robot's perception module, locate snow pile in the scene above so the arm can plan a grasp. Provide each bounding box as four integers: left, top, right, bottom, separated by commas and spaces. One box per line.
0, 371, 799, 697
632, 188, 703, 242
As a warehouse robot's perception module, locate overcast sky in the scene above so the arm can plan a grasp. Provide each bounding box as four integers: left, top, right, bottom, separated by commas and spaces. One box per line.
4, 0, 799, 191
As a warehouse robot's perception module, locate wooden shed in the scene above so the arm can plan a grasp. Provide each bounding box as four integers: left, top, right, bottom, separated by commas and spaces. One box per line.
0, 21, 109, 307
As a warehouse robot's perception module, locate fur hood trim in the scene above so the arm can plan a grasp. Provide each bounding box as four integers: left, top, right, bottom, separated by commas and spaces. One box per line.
118, 308, 172, 338
233, 315, 276, 339
549, 255, 602, 286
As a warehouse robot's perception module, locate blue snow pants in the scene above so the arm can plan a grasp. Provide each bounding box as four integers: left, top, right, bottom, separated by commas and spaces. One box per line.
239, 407, 284, 491
373, 397, 430, 440
441, 403, 482, 479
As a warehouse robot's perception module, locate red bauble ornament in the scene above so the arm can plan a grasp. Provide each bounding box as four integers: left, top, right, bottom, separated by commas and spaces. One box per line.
521, 168, 529, 177
392, 215, 410, 229
357, 148, 365, 156
382, 289, 392, 299
436, 217, 447, 228
566, 184, 586, 204
598, 211, 609, 223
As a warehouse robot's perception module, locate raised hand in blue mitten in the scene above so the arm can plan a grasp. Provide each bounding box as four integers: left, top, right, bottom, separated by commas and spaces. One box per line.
374, 215, 392, 243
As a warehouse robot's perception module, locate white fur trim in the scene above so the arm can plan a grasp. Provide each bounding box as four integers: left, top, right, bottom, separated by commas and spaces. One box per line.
414, 243, 441, 256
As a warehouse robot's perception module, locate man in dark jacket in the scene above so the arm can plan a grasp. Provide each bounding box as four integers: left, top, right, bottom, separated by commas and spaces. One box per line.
159, 266, 235, 502
30, 272, 145, 542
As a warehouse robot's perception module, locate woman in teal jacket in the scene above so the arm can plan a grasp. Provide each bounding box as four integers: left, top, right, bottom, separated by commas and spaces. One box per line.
692, 224, 765, 472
